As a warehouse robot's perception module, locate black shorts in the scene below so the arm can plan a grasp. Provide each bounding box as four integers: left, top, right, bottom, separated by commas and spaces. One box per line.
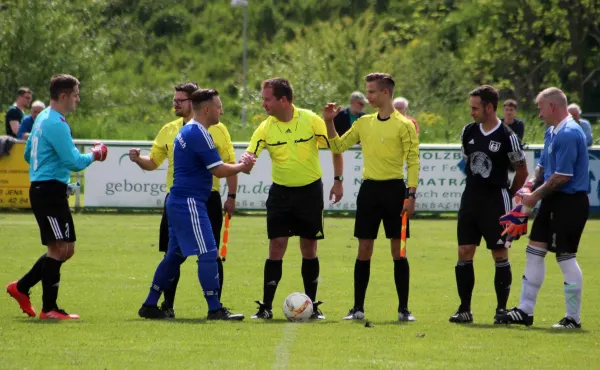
266, 179, 324, 240
207, 191, 223, 248
529, 192, 589, 254
457, 186, 511, 249
354, 179, 409, 240
158, 193, 169, 252
30, 180, 76, 246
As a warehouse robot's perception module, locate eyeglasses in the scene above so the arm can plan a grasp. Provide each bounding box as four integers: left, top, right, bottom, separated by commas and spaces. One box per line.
173, 98, 191, 105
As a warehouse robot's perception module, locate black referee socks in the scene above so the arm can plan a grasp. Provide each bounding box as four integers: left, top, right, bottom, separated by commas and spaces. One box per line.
302, 257, 320, 303
394, 258, 410, 312
263, 259, 283, 309
354, 259, 371, 311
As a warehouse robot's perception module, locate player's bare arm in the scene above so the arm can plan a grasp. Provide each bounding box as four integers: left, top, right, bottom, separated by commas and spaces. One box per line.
330, 153, 344, 204
509, 159, 528, 197
129, 149, 158, 171
224, 173, 238, 216
211, 159, 254, 178
521, 173, 570, 208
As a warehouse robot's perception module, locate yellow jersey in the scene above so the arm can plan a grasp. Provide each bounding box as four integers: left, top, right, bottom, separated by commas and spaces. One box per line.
247, 106, 330, 187
208, 122, 235, 192
149, 118, 184, 192
330, 110, 420, 187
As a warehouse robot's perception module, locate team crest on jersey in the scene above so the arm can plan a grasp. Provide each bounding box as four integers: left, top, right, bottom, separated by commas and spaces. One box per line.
489, 140, 501, 152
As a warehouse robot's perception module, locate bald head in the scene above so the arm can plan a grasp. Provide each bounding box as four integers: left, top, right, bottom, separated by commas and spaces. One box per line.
393, 97, 409, 115
567, 103, 582, 121
536, 87, 568, 108
536, 87, 569, 126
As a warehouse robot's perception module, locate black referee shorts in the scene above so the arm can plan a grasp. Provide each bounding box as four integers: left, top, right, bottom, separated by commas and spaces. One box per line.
354, 179, 409, 240
266, 179, 324, 240
30, 180, 76, 246
457, 186, 511, 249
207, 190, 224, 248
529, 191, 589, 254
158, 193, 169, 252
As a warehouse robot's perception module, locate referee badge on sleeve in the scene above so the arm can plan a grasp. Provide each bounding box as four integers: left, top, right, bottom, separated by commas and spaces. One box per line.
489, 141, 501, 152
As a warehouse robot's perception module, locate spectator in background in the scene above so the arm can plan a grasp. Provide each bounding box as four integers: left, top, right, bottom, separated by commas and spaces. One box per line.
568, 103, 593, 148
18, 100, 46, 140
501, 99, 525, 142
393, 97, 420, 135
333, 91, 367, 136
5, 87, 32, 138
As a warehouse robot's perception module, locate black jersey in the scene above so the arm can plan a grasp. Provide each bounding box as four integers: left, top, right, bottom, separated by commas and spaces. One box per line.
461, 120, 524, 190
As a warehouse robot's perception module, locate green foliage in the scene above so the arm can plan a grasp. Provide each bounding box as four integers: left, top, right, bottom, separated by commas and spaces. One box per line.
0, 0, 598, 143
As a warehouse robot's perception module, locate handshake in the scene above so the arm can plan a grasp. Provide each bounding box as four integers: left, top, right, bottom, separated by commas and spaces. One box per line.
238, 152, 256, 174
499, 182, 534, 242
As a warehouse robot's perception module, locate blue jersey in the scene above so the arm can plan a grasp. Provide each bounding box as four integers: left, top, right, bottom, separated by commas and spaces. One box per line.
169, 120, 223, 201
24, 108, 94, 184
538, 117, 589, 194
17, 114, 35, 140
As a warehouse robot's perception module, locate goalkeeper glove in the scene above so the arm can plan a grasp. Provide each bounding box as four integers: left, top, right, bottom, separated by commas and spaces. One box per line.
66, 182, 80, 197
499, 204, 531, 241
90, 142, 108, 161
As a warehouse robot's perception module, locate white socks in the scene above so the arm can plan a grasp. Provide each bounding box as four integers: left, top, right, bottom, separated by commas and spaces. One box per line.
519, 245, 547, 314
557, 254, 583, 323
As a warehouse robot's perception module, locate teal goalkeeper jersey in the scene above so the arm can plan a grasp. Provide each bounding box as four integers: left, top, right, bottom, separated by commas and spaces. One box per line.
24, 108, 94, 184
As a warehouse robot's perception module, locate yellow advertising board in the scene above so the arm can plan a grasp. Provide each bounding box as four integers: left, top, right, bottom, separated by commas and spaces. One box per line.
0, 142, 31, 208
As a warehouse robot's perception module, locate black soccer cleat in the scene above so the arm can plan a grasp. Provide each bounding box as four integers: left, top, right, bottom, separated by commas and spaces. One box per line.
139, 304, 170, 320
342, 307, 365, 320
551, 317, 581, 329
207, 306, 244, 321
496, 307, 533, 326
398, 309, 416, 322
449, 309, 473, 323
494, 308, 508, 324
160, 302, 175, 319
310, 301, 326, 320
250, 301, 273, 319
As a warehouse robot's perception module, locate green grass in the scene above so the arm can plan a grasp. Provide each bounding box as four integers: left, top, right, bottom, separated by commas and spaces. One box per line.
0, 214, 598, 369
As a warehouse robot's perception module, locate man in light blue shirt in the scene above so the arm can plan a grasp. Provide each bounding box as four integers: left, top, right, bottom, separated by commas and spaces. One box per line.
498, 87, 589, 329
6, 74, 107, 321
568, 103, 593, 148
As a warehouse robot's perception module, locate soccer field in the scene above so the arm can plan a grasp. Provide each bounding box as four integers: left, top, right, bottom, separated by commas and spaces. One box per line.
1, 213, 598, 369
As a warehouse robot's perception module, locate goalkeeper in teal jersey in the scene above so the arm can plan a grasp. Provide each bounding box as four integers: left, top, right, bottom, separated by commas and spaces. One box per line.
6, 74, 108, 320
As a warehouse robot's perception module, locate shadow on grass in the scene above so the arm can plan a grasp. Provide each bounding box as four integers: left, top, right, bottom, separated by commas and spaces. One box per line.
16, 318, 79, 325
462, 323, 589, 334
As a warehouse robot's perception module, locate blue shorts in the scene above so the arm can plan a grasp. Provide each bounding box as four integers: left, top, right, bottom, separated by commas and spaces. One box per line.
166, 195, 216, 257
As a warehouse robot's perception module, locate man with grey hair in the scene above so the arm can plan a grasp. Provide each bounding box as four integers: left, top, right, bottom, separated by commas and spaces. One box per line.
567, 103, 593, 148
393, 97, 420, 135
498, 87, 590, 329
17, 100, 46, 140
333, 91, 367, 136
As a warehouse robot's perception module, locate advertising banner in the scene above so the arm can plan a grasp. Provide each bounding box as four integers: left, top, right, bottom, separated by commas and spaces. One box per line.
0, 142, 31, 208
83, 143, 547, 212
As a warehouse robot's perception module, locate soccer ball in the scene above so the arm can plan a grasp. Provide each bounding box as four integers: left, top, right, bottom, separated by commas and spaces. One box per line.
282, 292, 313, 322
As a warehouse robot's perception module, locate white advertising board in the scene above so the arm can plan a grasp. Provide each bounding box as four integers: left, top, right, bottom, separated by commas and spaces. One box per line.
83, 144, 537, 211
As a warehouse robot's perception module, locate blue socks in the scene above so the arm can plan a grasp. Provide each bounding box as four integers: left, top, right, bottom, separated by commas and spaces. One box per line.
198, 250, 222, 311
144, 249, 186, 306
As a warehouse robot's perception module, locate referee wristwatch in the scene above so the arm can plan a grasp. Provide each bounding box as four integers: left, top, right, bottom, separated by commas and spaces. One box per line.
334, 176, 344, 182
227, 193, 237, 199
408, 192, 417, 199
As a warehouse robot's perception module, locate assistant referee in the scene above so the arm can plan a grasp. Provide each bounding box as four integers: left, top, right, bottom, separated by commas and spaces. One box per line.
323, 72, 420, 322
129, 82, 237, 316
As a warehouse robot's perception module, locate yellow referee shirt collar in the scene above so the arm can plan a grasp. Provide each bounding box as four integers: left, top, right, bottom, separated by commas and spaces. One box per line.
271, 104, 300, 123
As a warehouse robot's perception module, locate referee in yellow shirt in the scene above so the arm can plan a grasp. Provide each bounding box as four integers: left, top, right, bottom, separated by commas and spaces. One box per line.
129, 82, 237, 316
207, 122, 237, 300
241, 77, 344, 320
323, 73, 420, 322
